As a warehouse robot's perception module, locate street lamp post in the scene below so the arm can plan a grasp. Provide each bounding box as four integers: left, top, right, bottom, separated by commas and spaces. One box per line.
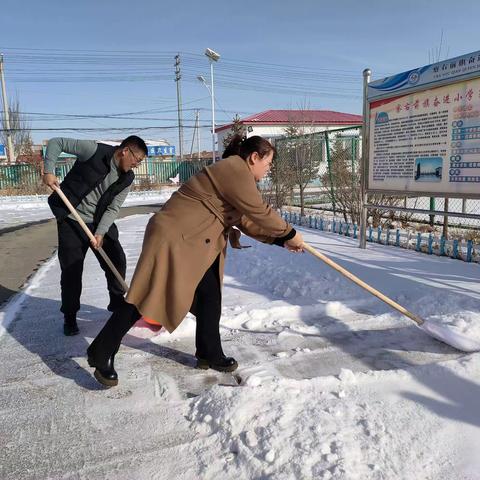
197, 74, 216, 162
203, 48, 220, 163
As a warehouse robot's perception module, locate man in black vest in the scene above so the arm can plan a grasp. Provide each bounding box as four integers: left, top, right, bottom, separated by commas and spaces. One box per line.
42, 136, 147, 335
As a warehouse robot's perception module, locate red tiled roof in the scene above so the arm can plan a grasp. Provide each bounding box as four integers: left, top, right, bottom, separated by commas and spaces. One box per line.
216, 109, 362, 132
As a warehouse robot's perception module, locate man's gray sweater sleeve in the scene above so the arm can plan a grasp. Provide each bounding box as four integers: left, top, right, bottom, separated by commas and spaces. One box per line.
44, 137, 98, 174
94, 185, 131, 236
45, 137, 131, 234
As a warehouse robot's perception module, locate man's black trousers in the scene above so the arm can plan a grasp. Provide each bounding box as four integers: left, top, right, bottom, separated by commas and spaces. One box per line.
57, 217, 126, 316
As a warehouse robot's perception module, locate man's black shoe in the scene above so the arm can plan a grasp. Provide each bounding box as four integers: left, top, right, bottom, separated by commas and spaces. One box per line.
63, 314, 79, 336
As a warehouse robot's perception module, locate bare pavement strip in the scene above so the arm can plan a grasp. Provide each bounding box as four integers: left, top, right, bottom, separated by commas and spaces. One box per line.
0, 205, 162, 307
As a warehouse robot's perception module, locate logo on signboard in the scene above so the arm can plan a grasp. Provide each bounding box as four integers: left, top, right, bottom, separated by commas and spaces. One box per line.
407, 70, 420, 85
375, 112, 389, 124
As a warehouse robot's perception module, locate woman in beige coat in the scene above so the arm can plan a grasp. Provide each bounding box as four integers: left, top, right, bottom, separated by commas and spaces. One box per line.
87, 135, 304, 386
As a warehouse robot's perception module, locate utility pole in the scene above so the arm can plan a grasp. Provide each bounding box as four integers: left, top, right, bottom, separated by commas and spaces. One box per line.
197, 110, 200, 160
189, 110, 196, 158
0, 54, 15, 165
190, 109, 200, 160
174, 54, 183, 161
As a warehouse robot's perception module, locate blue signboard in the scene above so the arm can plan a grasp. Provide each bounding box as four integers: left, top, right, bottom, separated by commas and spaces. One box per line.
0, 144, 5, 157
147, 145, 175, 157
368, 49, 480, 101
367, 49, 480, 197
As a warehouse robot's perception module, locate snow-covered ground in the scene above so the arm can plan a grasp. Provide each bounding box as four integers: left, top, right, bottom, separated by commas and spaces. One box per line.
1, 214, 480, 479
0, 195, 53, 228
0, 188, 176, 229
122, 187, 178, 207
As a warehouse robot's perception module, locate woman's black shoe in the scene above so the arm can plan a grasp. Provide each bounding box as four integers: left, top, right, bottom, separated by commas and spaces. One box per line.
196, 355, 238, 372
87, 351, 118, 387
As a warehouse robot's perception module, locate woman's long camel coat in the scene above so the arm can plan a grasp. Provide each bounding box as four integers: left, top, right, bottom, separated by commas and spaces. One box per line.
126, 155, 292, 332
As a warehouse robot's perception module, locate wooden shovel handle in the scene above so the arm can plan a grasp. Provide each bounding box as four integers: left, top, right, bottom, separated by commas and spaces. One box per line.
302, 242, 424, 326
52, 185, 129, 292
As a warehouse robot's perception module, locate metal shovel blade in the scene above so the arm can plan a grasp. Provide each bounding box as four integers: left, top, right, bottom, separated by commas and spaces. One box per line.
419, 320, 480, 353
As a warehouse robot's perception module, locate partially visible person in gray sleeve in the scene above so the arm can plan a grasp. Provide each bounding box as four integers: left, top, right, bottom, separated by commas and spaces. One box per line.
42, 136, 147, 336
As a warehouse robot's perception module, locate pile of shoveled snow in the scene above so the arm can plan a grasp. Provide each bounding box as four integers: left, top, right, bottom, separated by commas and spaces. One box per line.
186, 356, 480, 479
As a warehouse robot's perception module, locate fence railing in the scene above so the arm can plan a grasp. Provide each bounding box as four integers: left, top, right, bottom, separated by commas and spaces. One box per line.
0, 159, 210, 191
0, 164, 43, 189
281, 209, 479, 263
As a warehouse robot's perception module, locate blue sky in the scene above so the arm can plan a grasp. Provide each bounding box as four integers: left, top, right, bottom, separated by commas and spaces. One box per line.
1, 0, 479, 150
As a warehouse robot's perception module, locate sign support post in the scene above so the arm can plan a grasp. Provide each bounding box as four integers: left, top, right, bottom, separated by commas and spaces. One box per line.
360, 68, 371, 249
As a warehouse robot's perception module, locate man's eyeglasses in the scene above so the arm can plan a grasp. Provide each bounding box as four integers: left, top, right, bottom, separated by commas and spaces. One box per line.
128, 146, 145, 164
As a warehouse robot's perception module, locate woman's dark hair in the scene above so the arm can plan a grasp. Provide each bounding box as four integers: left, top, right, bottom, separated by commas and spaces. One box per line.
222, 134, 276, 160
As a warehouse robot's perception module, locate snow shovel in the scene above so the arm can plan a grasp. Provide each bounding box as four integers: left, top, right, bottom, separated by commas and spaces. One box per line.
302, 242, 480, 353
52, 185, 159, 328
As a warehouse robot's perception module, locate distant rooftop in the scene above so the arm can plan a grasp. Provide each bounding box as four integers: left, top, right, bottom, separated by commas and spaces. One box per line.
216, 109, 362, 132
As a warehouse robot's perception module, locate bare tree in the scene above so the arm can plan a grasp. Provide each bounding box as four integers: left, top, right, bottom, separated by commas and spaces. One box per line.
321, 135, 411, 228
322, 137, 360, 223
281, 109, 322, 216
222, 114, 245, 149
262, 138, 295, 208
1, 97, 34, 162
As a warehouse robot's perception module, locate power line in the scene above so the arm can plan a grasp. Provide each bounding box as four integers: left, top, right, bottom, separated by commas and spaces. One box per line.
0, 47, 371, 99
0, 47, 365, 146
0, 124, 221, 132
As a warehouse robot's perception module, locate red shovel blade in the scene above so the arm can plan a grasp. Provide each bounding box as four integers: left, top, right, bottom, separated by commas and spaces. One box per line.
135, 316, 163, 331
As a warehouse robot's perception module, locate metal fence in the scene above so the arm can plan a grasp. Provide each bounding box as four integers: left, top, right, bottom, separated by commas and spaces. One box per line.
0, 159, 210, 193
268, 126, 480, 243
281, 209, 480, 263
264, 126, 361, 219
0, 163, 43, 190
